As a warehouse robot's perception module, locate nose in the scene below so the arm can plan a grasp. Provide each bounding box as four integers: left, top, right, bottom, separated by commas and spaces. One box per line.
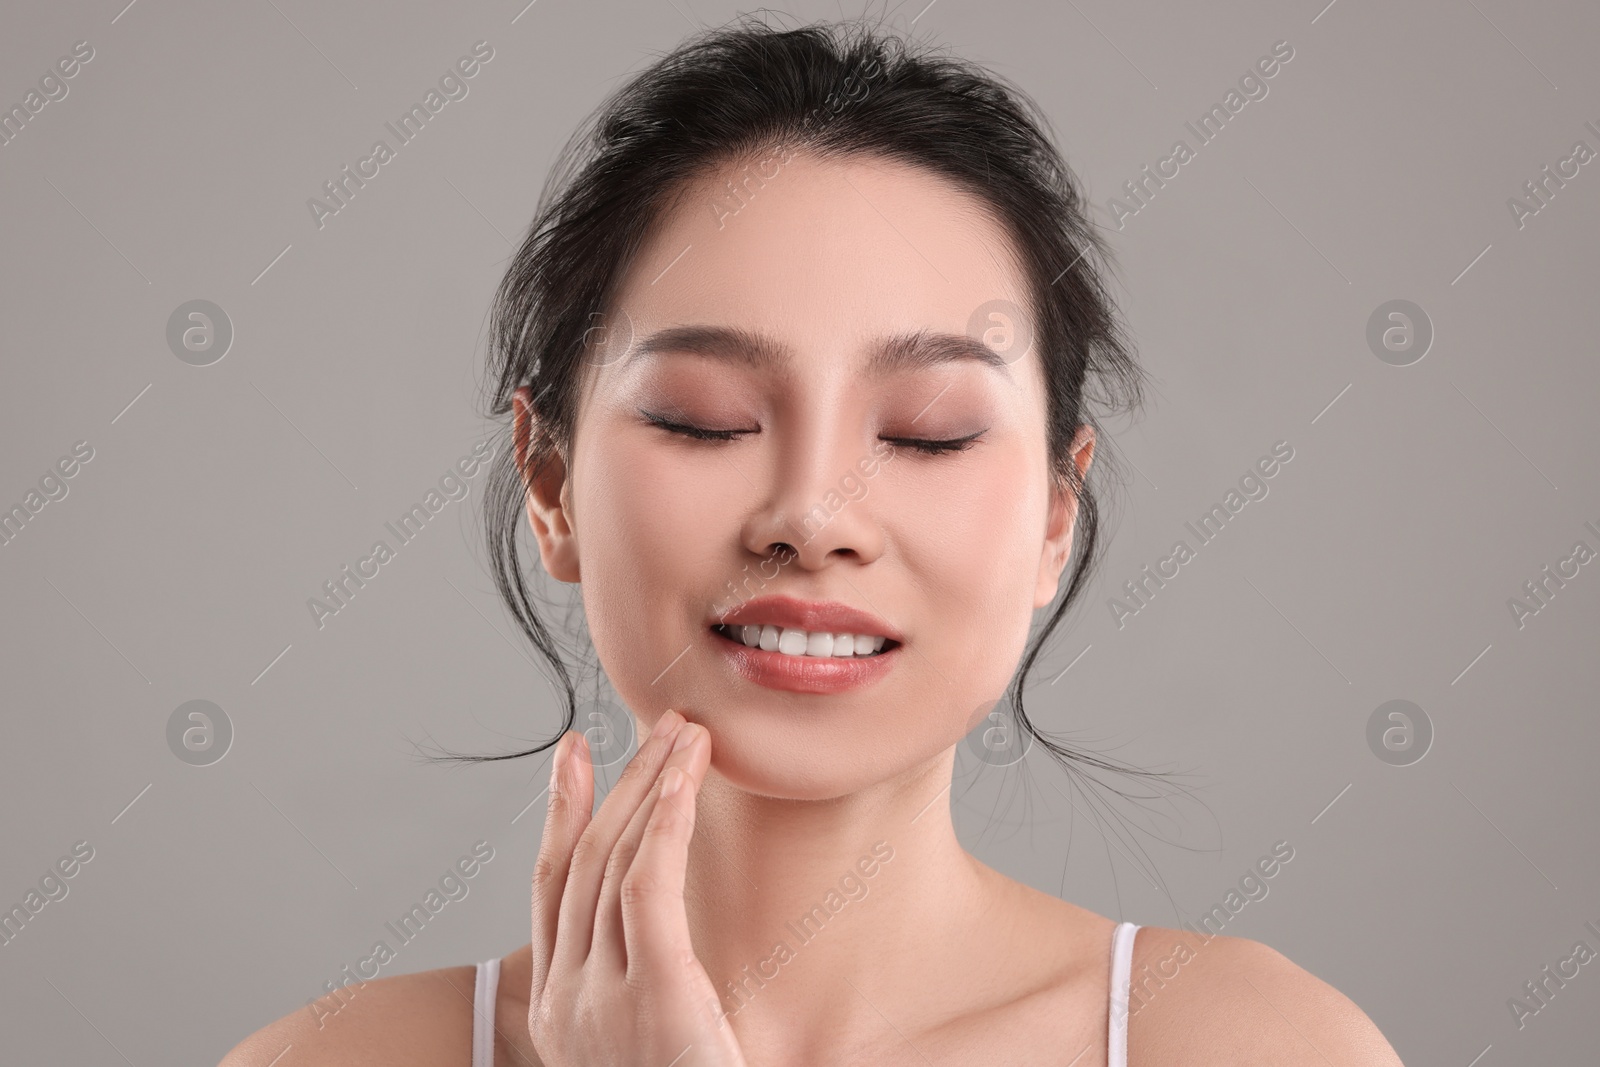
739, 418, 886, 571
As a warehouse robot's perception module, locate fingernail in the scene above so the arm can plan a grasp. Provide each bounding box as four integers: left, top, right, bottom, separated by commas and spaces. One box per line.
671, 722, 698, 755
650, 709, 680, 741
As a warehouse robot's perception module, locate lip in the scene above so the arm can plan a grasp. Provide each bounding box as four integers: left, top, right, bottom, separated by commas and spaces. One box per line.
711, 594, 902, 641
709, 625, 901, 694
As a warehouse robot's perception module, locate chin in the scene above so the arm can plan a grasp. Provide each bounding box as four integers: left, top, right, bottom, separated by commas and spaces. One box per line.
686, 696, 959, 803
702, 740, 891, 802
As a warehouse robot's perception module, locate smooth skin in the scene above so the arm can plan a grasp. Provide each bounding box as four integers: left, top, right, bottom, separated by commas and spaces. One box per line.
221, 151, 1404, 1066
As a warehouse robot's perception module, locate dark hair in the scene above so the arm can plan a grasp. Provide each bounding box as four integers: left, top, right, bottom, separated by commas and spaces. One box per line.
470, 13, 1171, 811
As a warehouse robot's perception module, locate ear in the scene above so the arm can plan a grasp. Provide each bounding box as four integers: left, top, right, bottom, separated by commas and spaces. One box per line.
513, 386, 580, 583
1034, 424, 1095, 609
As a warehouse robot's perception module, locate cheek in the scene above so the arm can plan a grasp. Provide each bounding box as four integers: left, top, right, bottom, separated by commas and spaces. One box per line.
892, 440, 1046, 661
570, 432, 738, 695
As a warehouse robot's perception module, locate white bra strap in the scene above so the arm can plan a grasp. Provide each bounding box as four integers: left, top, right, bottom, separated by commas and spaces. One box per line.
1107, 922, 1139, 1067
472, 958, 501, 1067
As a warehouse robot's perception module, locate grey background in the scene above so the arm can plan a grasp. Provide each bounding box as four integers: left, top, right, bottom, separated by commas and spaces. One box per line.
1, 0, 1596, 1063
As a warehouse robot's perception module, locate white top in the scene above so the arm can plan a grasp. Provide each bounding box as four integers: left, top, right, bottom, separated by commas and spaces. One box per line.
471, 956, 499, 1067
1107, 920, 1140, 1066
472, 921, 1141, 1066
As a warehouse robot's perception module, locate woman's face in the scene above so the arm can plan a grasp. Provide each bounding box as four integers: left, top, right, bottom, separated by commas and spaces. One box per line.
521, 150, 1091, 800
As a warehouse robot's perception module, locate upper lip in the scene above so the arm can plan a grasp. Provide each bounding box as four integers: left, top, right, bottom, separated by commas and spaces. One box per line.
712, 594, 902, 642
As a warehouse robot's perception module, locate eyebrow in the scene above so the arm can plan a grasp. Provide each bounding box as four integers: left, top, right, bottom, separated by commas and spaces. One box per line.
627, 324, 1017, 380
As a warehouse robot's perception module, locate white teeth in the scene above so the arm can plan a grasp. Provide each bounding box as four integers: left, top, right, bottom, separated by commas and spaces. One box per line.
723, 624, 891, 658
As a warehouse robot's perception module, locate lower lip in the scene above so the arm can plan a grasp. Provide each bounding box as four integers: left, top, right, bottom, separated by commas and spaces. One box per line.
710, 627, 900, 694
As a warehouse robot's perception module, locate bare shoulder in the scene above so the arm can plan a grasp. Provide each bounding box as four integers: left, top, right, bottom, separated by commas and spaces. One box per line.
217, 964, 477, 1067
1125, 925, 1405, 1066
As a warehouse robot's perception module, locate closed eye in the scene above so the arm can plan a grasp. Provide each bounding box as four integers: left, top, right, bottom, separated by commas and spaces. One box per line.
642, 411, 755, 441
880, 430, 985, 455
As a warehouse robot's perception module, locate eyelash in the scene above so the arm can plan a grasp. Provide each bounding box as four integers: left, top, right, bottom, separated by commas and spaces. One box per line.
642, 412, 983, 455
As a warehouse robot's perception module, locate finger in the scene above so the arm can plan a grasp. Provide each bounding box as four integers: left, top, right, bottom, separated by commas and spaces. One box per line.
529, 729, 592, 1002
619, 726, 711, 987
550, 708, 685, 978
591, 721, 711, 969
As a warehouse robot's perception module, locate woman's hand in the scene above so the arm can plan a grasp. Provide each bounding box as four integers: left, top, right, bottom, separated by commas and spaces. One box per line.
528, 708, 747, 1067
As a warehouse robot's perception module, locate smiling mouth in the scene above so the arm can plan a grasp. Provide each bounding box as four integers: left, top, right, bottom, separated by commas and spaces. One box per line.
710, 623, 901, 659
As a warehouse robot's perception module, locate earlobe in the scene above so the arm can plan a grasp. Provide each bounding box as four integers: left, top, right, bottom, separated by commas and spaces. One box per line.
1033, 425, 1095, 609
1033, 484, 1077, 609
513, 387, 581, 584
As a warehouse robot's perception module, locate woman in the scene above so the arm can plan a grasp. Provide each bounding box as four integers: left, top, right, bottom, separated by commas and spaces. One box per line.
224, 16, 1404, 1066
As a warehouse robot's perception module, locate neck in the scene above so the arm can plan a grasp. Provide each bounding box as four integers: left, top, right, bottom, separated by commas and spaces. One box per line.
683, 747, 1003, 1044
